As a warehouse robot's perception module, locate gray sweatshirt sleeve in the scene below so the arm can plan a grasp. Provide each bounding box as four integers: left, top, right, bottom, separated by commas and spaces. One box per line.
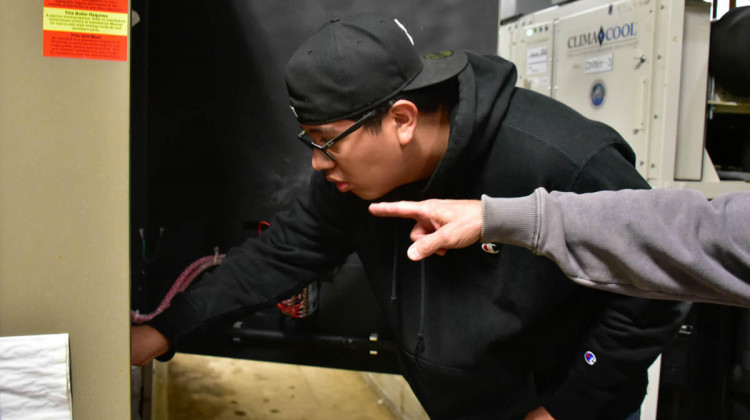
481, 188, 750, 307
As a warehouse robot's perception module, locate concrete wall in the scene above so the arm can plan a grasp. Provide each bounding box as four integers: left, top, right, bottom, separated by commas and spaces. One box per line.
0, 1, 131, 419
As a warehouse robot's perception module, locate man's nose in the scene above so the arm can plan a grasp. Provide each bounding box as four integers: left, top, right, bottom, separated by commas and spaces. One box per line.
311, 149, 335, 171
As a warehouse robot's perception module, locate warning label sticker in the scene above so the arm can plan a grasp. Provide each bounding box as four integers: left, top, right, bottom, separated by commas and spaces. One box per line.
43, 0, 128, 61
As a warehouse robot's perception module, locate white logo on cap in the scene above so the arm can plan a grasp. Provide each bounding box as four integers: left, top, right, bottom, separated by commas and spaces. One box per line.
394, 18, 414, 45
289, 105, 298, 119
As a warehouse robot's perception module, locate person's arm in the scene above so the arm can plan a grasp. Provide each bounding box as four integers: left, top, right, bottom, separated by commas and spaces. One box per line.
133, 174, 357, 364
131, 325, 170, 366
370, 187, 750, 308
484, 187, 750, 307
533, 143, 689, 419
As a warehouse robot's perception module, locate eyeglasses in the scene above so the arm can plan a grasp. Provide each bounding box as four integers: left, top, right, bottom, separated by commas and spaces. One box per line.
297, 109, 378, 162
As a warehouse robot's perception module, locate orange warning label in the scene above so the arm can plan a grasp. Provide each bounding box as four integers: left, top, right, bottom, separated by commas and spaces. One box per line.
43, 31, 128, 61
45, 0, 128, 13
43, 0, 128, 61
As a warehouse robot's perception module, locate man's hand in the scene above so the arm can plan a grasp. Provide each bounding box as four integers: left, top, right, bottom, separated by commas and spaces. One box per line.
368, 199, 481, 261
131, 325, 170, 366
524, 406, 555, 420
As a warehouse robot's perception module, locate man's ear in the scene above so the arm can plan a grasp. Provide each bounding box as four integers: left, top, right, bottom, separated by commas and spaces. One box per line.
390, 99, 418, 147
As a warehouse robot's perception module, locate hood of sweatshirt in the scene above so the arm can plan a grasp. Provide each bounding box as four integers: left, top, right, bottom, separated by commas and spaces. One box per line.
378, 52, 517, 203
422, 52, 517, 197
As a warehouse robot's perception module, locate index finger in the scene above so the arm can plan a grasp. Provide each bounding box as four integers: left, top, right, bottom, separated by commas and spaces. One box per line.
368, 201, 427, 219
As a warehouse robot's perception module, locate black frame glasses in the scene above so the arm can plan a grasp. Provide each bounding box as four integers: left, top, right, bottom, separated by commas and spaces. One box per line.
297, 109, 378, 162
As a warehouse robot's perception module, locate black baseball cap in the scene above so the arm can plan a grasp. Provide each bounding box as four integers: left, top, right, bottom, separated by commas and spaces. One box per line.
285, 14, 468, 125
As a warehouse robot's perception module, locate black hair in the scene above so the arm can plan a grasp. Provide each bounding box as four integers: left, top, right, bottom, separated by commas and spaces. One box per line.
359, 77, 459, 133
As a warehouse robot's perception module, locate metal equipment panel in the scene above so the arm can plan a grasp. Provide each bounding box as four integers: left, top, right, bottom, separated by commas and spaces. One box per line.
674, 0, 711, 181
553, 0, 657, 177
518, 20, 555, 96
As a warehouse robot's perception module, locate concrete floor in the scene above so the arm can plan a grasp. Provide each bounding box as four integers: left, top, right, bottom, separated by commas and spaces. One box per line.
153, 352, 666, 420
162, 353, 426, 420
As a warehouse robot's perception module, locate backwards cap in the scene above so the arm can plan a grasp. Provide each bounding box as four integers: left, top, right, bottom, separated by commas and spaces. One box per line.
285, 14, 468, 125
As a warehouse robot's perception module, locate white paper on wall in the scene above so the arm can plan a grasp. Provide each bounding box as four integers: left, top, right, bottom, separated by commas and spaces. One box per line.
0, 333, 72, 420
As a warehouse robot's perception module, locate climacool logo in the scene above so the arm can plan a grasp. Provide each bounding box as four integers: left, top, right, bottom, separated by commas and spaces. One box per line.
567, 22, 637, 49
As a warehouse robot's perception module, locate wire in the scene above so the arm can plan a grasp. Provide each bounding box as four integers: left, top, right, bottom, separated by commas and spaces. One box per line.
131, 247, 225, 324
133, 219, 320, 322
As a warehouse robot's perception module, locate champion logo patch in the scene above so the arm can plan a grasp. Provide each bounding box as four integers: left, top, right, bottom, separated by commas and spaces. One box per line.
481, 243, 500, 254
584, 351, 597, 366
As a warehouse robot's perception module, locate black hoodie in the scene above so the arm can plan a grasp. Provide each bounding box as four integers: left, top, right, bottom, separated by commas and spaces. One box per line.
151, 53, 690, 419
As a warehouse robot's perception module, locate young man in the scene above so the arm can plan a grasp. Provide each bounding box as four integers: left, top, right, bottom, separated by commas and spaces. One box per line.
132, 14, 689, 419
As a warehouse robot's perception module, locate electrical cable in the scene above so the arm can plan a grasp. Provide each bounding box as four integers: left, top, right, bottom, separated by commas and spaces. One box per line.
131, 248, 225, 324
